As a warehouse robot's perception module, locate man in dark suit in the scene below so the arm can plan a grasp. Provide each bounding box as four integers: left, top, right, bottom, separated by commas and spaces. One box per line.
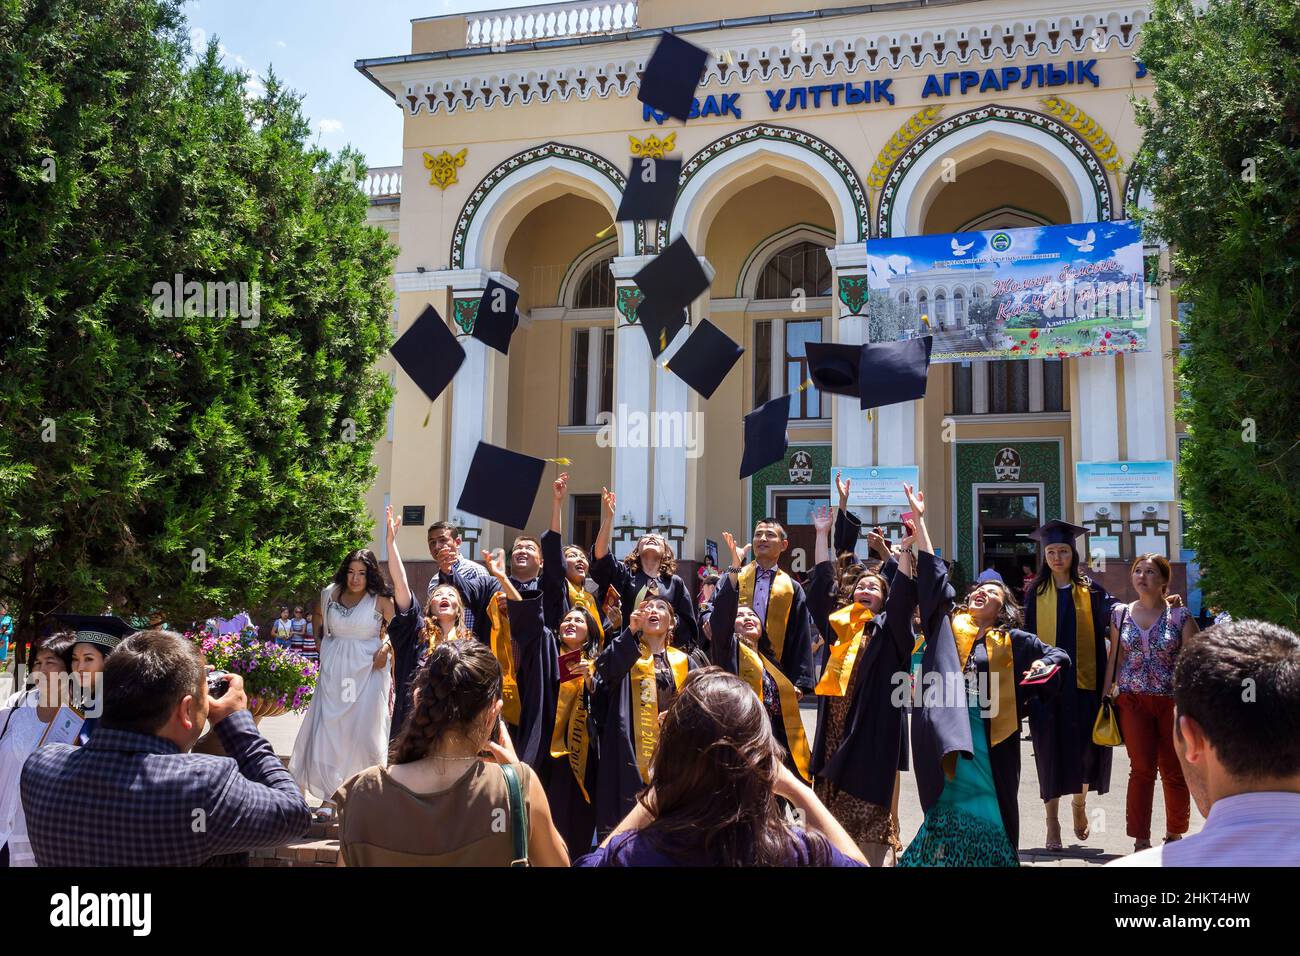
21, 629, 310, 866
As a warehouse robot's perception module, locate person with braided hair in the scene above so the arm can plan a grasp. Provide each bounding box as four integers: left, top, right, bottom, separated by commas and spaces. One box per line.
333, 639, 569, 866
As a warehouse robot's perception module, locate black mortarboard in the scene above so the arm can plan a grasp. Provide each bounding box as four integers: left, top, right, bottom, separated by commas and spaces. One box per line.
471, 279, 520, 355
739, 394, 790, 479
634, 236, 709, 313
456, 441, 546, 531
617, 157, 682, 222
638, 300, 689, 359
858, 335, 934, 410
806, 342, 863, 397
637, 33, 708, 122
1029, 519, 1089, 548
666, 318, 743, 398
390, 305, 465, 403
54, 614, 134, 653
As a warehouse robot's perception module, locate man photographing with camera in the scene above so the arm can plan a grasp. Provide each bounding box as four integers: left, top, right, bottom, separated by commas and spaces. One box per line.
20, 629, 310, 866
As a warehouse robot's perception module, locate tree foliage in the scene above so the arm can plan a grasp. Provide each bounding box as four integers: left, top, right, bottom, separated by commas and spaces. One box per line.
0, 0, 396, 653
1134, 0, 1300, 628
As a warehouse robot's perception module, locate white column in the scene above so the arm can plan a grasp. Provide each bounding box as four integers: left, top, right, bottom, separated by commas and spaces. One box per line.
1029, 359, 1045, 412
584, 325, 602, 425
1076, 353, 1120, 527
827, 243, 872, 470
610, 256, 655, 558
971, 362, 989, 414
1123, 279, 1172, 543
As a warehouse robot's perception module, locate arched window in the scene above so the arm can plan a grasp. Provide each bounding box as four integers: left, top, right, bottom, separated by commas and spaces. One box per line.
755, 241, 832, 299
972, 286, 986, 306
934, 290, 947, 326
899, 290, 911, 306
574, 256, 615, 308
917, 290, 929, 320
953, 289, 966, 324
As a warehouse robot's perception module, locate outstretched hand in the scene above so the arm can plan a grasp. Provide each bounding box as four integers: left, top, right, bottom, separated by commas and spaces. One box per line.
812, 505, 832, 534
385, 505, 401, 544
601, 486, 616, 519
482, 548, 508, 581
835, 470, 851, 510
722, 531, 750, 568
553, 472, 569, 502
903, 482, 926, 518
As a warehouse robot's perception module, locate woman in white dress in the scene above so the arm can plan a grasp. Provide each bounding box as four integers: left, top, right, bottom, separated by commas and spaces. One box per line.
290, 549, 395, 810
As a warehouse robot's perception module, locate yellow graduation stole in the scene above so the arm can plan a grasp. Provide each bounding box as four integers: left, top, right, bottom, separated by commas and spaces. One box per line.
566, 580, 605, 646
1035, 584, 1097, 690
737, 641, 812, 782
738, 563, 795, 662
814, 604, 874, 697
485, 599, 521, 726
549, 671, 592, 802
629, 644, 690, 784
951, 612, 1019, 747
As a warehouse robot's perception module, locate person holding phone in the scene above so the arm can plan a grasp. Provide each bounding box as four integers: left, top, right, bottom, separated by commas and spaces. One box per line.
334, 639, 569, 867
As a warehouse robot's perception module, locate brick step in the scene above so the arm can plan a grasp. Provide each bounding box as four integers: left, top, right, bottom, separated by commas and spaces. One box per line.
307, 819, 340, 839
251, 837, 339, 867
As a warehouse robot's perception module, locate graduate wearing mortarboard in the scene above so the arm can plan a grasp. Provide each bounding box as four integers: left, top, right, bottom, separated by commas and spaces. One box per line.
899, 484, 1069, 866
1022, 519, 1119, 849
56, 614, 134, 745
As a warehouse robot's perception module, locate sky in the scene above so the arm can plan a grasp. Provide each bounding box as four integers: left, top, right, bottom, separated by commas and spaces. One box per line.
182, 0, 542, 168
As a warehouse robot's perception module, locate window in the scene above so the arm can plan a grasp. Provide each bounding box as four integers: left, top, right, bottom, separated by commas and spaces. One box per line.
988, 360, 1029, 413
953, 290, 966, 325
952, 363, 973, 415
785, 319, 823, 419
1043, 358, 1064, 412
756, 241, 832, 299
569, 328, 614, 425
917, 290, 929, 320
934, 290, 947, 327
571, 495, 602, 553
570, 329, 590, 425
754, 320, 772, 407
575, 256, 615, 308
972, 286, 985, 306
600, 327, 614, 415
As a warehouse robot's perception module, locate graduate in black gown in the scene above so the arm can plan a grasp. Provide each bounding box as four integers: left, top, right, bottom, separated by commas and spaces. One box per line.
591, 488, 700, 657
1022, 519, 1117, 849
717, 518, 817, 693
592, 594, 698, 839
543, 473, 620, 641
805, 503, 916, 866
899, 484, 1069, 865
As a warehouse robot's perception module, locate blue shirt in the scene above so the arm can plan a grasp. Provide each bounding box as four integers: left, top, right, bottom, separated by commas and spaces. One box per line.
751, 564, 777, 625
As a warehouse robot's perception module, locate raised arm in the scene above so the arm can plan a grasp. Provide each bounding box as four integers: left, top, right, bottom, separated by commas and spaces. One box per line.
550, 472, 567, 536
710, 567, 741, 674
483, 549, 523, 603
595, 620, 646, 686
593, 486, 616, 561
385, 506, 413, 613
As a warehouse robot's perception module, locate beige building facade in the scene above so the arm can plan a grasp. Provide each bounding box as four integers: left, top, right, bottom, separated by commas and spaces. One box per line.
357, 0, 1187, 599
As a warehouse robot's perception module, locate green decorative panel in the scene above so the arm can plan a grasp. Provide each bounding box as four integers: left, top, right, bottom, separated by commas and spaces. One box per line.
616, 286, 643, 325
954, 440, 1062, 574
750, 442, 832, 527
838, 274, 869, 315
452, 296, 479, 335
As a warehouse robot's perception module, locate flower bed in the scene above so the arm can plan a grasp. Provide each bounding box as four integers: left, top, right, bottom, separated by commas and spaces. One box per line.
188, 622, 318, 715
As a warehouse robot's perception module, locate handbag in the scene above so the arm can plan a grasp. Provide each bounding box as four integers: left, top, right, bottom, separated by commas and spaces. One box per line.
1092, 604, 1126, 747
499, 763, 530, 867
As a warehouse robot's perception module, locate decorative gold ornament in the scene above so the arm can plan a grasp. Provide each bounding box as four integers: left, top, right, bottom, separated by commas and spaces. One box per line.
1040, 97, 1124, 172
423, 148, 468, 190
629, 132, 676, 158
867, 106, 944, 193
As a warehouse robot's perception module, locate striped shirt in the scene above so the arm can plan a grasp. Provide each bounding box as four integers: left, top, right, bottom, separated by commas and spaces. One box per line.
1109, 792, 1300, 867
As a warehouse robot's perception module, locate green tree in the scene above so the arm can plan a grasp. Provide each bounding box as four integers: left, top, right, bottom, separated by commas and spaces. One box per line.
1133, 0, 1300, 628
0, 0, 396, 660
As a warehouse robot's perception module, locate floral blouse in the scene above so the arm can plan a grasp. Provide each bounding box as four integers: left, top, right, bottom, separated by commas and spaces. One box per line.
1113, 603, 1188, 696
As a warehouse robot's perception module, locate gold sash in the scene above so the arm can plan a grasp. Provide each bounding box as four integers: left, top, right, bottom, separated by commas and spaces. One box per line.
485, 599, 521, 726
1036, 584, 1097, 690
951, 612, 1019, 747
814, 604, 875, 697
566, 580, 605, 646
737, 641, 812, 782
549, 673, 592, 802
630, 644, 690, 784
738, 563, 795, 662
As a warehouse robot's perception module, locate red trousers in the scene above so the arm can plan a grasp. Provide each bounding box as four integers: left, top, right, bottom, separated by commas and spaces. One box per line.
1115, 692, 1190, 840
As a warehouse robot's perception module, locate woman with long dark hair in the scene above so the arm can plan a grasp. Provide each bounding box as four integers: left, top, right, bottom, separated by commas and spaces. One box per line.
900, 484, 1068, 867
577, 667, 865, 866
1022, 520, 1118, 850
334, 640, 568, 866
289, 547, 395, 813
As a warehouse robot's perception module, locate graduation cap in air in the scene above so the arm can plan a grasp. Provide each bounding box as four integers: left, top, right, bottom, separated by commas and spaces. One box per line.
858, 335, 934, 410
637, 33, 709, 122
805, 342, 863, 397
1029, 519, 1089, 548
54, 614, 134, 653
633, 236, 711, 356
740, 393, 790, 479
456, 441, 546, 531
666, 318, 743, 398
471, 279, 520, 355
390, 305, 465, 403
617, 157, 682, 222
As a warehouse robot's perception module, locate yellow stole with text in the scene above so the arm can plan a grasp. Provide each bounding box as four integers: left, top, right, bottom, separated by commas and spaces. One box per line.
485, 600, 521, 726
549, 668, 593, 802
815, 604, 874, 697
738, 563, 795, 663
1035, 584, 1097, 690
567, 580, 605, 646
630, 644, 690, 784
737, 641, 812, 782
951, 612, 1019, 747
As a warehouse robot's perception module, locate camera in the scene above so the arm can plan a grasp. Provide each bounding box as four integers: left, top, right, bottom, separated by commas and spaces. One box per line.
206, 670, 231, 699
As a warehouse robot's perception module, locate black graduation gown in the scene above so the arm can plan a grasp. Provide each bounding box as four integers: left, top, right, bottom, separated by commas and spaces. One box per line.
834, 507, 863, 557
591, 552, 699, 653
806, 558, 913, 808
540, 531, 614, 637
715, 564, 818, 693
592, 626, 698, 838
506, 594, 599, 855
1023, 579, 1116, 800
911, 551, 1069, 851
387, 600, 427, 742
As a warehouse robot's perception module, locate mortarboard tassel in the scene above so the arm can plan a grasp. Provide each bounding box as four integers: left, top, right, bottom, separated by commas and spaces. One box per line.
596, 221, 616, 239
545, 457, 573, 466
422, 402, 433, 427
